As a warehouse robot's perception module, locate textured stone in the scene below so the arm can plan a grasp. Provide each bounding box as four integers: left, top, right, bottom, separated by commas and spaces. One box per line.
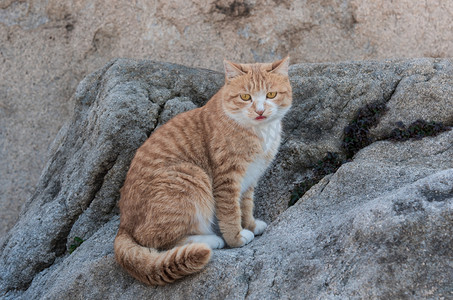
0, 59, 224, 294
157, 97, 198, 127
255, 58, 453, 221
2, 0, 453, 237
1, 59, 452, 299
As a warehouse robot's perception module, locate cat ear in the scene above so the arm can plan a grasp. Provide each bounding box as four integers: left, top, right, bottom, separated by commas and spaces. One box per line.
224, 59, 245, 80
270, 56, 290, 76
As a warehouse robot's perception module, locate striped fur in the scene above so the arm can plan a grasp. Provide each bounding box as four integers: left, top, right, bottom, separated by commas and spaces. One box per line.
114, 229, 211, 285
114, 57, 292, 285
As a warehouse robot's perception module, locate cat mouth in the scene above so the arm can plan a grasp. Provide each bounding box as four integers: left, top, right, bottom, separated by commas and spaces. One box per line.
255, 116, 267, 120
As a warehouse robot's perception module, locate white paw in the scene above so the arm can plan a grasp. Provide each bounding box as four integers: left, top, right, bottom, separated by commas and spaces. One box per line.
186, 235, 225, 249
253, 219, 267, 236
239, 229, 255, 246
206, 235, 225, 249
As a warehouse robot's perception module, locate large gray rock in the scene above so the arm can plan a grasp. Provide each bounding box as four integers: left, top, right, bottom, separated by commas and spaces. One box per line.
256, 58, 453, 221
1, 59, 452, 299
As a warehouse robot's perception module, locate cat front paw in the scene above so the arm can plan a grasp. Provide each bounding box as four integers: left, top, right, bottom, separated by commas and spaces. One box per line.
238, 229, 254, 246
223, 229, 255, 247
253, 219, 267, 236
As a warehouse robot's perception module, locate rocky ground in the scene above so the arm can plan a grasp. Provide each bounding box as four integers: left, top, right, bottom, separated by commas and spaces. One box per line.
2, 0, 453, 237
0, 59, 451, 299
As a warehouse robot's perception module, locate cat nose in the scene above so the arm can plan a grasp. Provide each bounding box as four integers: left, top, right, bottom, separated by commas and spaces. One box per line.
256, 109, 265, 116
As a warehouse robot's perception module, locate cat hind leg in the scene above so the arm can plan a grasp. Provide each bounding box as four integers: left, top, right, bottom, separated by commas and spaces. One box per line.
185, 235, 225, 249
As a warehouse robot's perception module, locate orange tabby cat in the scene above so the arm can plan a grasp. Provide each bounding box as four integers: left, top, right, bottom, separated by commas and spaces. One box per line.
114, 57, 292, 285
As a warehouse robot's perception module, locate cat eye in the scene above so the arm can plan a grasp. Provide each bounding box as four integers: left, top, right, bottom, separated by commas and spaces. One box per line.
266, 92, 277, 99
240, 94, 251, 101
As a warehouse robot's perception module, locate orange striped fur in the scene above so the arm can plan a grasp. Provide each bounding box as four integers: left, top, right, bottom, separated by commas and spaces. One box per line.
114, 57, 292, 285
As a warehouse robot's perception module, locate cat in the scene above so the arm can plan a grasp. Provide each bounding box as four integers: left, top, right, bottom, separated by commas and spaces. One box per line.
114, 57, 292, 285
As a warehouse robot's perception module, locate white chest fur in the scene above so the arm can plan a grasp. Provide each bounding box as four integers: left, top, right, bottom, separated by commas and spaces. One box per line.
240, 121, 281, 195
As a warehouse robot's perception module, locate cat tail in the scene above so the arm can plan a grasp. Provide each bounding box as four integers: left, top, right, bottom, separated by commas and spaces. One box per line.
114, 228, 212, 286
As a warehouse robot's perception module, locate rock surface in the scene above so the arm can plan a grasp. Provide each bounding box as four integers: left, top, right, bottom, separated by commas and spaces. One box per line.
2, 0, 453, 237
1, 59, 452, 299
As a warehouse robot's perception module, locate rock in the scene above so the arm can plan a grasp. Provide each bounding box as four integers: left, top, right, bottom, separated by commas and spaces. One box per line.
2, 0, 453, 237
255, 58, 453, 222
1, 59, 452, 299
157, 97, 198, 127
0, 59, 224, 295
245, 133, 453, 299
370, 59, 453, 137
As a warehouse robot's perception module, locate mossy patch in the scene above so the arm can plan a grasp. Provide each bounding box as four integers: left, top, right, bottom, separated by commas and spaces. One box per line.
342, 102, 387, 159
68, 236, 84, 254
289, 178, 319, 207
289, 152, 345, 207
387, 120, 450, 141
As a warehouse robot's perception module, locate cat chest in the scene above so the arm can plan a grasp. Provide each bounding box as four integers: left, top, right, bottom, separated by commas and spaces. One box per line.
240, 155, 270, 195
240, 137, 280, 195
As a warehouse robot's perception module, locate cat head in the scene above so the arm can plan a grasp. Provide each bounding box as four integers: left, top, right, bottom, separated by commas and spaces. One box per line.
222, 57, 292, 126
